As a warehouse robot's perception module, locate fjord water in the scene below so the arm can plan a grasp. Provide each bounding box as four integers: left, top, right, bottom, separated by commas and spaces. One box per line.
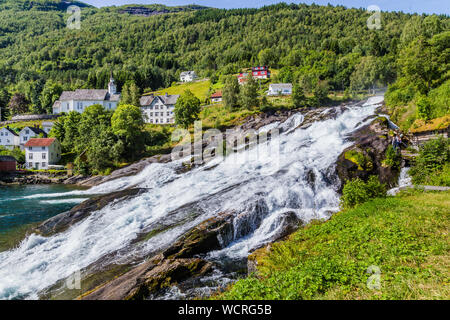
0, 97, 384, 300
0, 185, 89, 236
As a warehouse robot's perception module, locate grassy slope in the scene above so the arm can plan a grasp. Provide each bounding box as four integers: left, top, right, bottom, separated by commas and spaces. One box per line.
144, 80, 211, 102
218, 190, 450, 300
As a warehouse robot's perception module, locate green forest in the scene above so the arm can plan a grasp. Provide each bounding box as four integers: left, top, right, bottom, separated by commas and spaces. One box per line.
0, 0, 448, 130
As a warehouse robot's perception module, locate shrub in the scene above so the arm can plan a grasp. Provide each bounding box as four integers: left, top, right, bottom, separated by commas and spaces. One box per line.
382, 145, 401, 168
410, 137, 450, 186
341, 176, 386, 208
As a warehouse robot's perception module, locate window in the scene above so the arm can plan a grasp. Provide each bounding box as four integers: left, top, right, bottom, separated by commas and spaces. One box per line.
29, 153, 33, 160
28, 162, 32, 168
42, 162, 46, 168
42, 147, 45, 151
25, 130, 29, 134
167, 112, 170, 116
42, 153, 46, 160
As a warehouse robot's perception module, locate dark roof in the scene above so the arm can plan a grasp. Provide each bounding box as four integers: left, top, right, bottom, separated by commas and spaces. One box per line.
140, 94, 179, 106
1, 127, 18, 136
159, 94, 179, 105
58, 89, 120, 102
22, 126, 47, 137
0, 156, 16, 162
25, 138, 57, 147
140, 95, 155, 106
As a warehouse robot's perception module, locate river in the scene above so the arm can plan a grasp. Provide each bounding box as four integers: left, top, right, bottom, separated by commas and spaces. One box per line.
0, 96, 385, 300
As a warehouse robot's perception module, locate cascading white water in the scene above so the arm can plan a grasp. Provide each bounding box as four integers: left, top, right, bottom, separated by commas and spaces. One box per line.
0, 96, 383, 300
387, 167, 412, 196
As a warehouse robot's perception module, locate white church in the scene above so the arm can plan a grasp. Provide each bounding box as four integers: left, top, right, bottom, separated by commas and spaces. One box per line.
52, 76, 121, 114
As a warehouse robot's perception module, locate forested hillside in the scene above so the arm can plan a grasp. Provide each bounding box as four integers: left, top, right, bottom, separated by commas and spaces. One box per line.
0, 1, 448, 127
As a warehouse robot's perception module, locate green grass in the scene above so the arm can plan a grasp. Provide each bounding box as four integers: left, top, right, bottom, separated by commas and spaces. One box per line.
0, 120, 53, 133
217, 190, 450, 300
144, 80, 212, 103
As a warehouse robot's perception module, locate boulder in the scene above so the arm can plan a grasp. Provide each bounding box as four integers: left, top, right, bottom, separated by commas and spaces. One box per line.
336, 116, 400, 189
80, 255, 212, 300
163, 212, 234, 259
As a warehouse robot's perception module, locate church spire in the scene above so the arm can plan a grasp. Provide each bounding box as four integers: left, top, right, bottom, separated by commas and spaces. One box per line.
108, 71, 116, 95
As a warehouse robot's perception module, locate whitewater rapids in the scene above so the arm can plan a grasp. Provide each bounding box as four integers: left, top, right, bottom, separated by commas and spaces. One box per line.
0, 96, 383, 300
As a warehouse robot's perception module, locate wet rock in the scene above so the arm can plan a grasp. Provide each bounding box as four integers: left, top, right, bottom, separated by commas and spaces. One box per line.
336, 116, 399, 189
80, 255, 212, 300
163, 212, 234, 259
35, 188, 146, 237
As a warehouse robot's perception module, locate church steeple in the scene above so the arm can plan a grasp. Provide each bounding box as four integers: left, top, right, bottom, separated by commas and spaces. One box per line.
108, 72, 117, 95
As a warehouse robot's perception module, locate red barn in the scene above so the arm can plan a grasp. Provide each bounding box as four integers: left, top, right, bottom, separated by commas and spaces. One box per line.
0, 156, 17, 172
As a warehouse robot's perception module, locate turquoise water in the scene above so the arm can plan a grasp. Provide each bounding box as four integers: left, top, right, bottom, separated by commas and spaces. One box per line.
0, 185, 90, 235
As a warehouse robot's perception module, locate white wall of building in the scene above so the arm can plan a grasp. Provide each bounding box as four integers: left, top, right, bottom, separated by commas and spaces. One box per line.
0, 128, 19, 149
142, 100, 175, 125
54, 100, 118, 114
25, 141, 61, 170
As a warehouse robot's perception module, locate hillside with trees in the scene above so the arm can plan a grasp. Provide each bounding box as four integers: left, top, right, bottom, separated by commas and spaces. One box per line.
0, 1, 447, 129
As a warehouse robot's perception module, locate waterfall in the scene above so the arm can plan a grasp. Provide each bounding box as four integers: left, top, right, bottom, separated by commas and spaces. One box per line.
387, 167, 413, 196
0, 96, 383, 300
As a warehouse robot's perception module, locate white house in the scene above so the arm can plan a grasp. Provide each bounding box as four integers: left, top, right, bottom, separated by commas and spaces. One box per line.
24, 138, 61, 170
180, 71, 197, 83
52, 76, 120, 114
19, 126, 47, 149
268, 83, 293, 96
42, 122, 54, 135
0, 127, 20, 150
210, 91, 223, 103
140, 93, 179, 125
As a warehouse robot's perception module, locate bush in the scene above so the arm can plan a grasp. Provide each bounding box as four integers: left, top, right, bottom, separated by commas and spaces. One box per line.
341, 176, 386, 208
382, 145, 401, 168
410, 137, 450, 186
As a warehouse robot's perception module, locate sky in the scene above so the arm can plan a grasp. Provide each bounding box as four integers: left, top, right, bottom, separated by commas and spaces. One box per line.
82, 0, 449, 15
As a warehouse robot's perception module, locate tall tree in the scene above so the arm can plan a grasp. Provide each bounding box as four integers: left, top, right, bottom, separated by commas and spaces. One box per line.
174, 89, 201, 128
240, 73, 259, 109
223, 75, 240, 110
8, 93, 29, 115
111, 104, 145, 160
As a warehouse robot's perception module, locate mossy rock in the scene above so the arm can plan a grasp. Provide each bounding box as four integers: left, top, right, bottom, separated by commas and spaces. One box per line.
344, 149, 373, 171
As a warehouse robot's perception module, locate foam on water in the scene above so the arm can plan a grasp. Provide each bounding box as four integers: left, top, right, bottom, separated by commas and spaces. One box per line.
0, 97, 382, 299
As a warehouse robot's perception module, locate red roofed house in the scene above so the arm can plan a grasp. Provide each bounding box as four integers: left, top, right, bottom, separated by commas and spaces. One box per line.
238, 66, 271, 85
211, 91, 223, 103
24, 138, 61, 170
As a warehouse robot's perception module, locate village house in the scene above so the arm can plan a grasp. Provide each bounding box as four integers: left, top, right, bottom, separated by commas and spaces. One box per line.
180, 71, 198, 83
409, 115, 450, 147
19, 125, 47, 149
0, 127, 20, 150
238, 66, 271, 84
210, 91, 223, 103
0, 155, 17, 172
140, 93, 179, 125
24, 138, 61, 170
268, 83, 293, 96
52, 76, 120, 114
42, 122, 54, 135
